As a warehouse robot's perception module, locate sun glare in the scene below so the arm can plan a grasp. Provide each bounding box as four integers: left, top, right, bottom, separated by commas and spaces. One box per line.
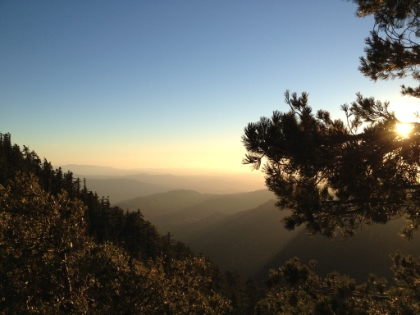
396, 123, 413, 136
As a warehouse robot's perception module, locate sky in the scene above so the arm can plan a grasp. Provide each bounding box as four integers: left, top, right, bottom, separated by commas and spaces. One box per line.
1, 0, 418, 173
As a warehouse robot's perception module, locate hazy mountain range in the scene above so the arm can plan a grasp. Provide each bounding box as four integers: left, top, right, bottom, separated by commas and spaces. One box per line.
59, 164, 266, 202
61, 164, 420, 285
117, 189, 420, 284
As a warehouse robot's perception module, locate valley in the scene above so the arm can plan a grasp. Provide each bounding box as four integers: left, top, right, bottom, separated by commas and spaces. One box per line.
70, 165, 420, 285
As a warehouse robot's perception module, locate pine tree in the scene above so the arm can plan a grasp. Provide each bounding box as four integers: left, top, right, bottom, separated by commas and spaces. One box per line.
353, 0, 420, 97
243, 1, 420, 238
243, 91, 420, 237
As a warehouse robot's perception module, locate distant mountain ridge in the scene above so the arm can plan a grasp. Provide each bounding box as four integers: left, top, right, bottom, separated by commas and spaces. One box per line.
118, 190, 215, 216
59, 164, 140, 176
119, 189, 420, 285
117, 189, 275, 218
60, 164, 266, 177
61, 164, 420, 288
80, 178, 168, 203
60, 164, 265, 201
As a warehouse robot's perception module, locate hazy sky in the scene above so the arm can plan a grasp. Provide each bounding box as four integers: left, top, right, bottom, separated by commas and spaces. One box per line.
1, 1, 418, 173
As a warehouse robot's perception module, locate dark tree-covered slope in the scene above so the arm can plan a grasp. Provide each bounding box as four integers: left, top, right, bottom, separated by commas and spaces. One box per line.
0, 132, 265, 314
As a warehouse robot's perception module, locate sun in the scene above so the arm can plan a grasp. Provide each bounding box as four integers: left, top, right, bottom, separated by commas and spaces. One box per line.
390, 100, 418, 136
395, 122, 413, 136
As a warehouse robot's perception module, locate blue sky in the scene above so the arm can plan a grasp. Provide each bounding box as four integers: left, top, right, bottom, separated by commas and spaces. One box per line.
1, 1, 417, 172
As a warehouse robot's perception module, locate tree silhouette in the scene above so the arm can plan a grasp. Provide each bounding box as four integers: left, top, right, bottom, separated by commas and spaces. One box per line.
353, 0, 420, 97
243, 1, 420, 238
243, 91, 420, 237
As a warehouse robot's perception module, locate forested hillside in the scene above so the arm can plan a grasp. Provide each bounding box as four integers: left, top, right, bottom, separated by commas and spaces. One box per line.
0, 133, 263, 314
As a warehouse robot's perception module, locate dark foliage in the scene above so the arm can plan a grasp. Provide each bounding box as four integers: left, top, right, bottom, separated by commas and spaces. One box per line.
243, 91, 420, 237
0, 133, 193, 261
0, 132, 265, 313
353, 0, 420, 97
